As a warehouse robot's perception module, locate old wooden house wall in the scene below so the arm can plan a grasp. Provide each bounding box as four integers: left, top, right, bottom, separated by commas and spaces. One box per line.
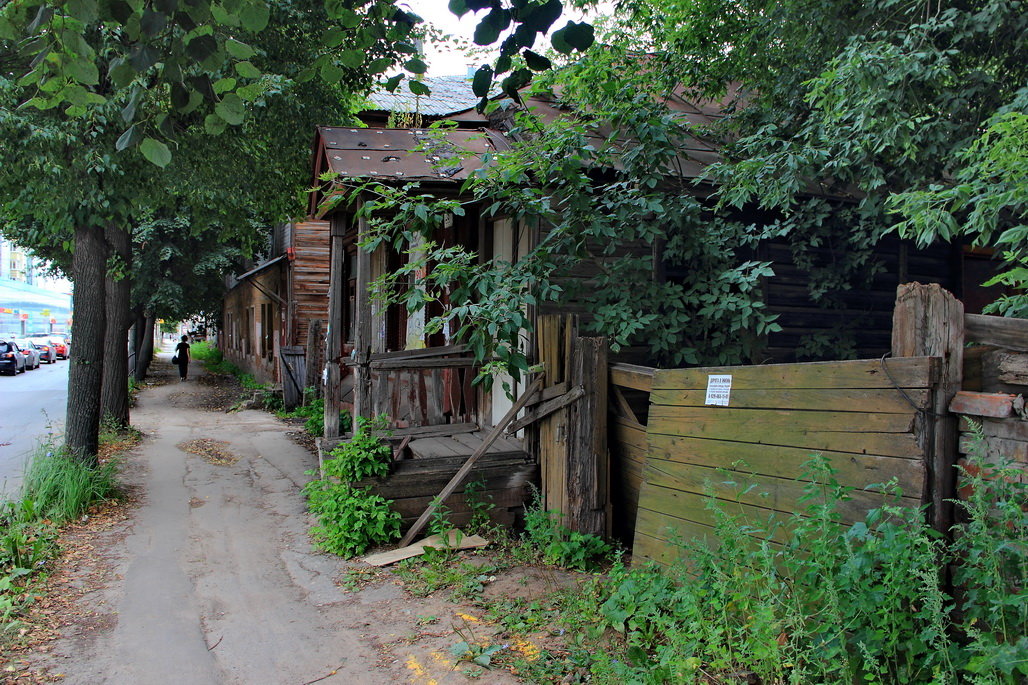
288, 220, 330, 350
221, 264, 283, 384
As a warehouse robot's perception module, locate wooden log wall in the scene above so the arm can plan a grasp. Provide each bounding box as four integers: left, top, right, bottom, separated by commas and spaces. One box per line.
952, 311, 1028, 485
352, 452, 538, 532
631, 356, 939, 567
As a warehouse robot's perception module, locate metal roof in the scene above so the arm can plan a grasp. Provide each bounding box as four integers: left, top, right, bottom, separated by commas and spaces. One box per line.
317, 126, 509, 182
365, 75, 483, 117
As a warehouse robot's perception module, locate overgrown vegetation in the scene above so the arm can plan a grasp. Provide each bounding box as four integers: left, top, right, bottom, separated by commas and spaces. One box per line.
1, 426, 130, 642
303, 416, 399, 558
276, 390, 351, 438
386, 439, 1026, 684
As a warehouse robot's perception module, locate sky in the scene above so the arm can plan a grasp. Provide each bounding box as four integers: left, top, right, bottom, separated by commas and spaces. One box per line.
405, 0, 605, 76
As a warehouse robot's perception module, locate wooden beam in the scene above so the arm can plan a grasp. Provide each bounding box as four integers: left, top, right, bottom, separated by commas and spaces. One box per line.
610, 362, 655, 392
353, 209, 373, 424
397, 376, 544, 547
508, 385, 585, 434
566, 337, 609, 536
966, 313, 1028, 353
611, 385, 638, 424
892, 282, 963, 534
323, 214, 348, 443
371, 357, 481, 370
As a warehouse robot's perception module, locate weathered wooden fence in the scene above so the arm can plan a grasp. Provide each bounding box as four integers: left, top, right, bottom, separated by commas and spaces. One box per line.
614, 283, 983, 566
534, 314, 610, 536
631, 356, 939, 565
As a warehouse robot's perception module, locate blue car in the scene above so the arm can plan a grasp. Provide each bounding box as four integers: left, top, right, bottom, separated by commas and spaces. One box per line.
0, 340, 27, 375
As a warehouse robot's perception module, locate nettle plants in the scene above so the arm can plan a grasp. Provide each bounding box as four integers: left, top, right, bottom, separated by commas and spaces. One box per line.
303, 416, 399, 558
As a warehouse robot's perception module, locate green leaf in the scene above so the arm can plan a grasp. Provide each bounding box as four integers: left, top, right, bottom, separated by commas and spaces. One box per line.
448, 0, 469, 17
551, 21, 593, 53
339, 49, 364, 68
234, 61, 261, 78
320, 63, 344, 84
185, 34, 217, 62
409, 80, 430, 96
239, 1, 270, 32
472, 65, 493, 98
115, 124, 141, 151
474, 9, 509, 46
204, 113, 227, 135
523, 49, 551, 71
140, 9, 167, 36
66, 0, 99, 24
121, 86, 142, 123
337, 8, 361, 28
213, 77, 237, 94
368, 58, 392, 74
383, 74, 403, 92
323, 26, 345, 47
140, 137, 172, 168
66, 58, 100, 85
236, 82, 265, 101
404, 58, 428, 74
214, 93, 246, 125
225, 39, 256, 60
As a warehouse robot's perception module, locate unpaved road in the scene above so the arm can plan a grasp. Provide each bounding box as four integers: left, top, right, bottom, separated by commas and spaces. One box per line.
8, 356, 533, 684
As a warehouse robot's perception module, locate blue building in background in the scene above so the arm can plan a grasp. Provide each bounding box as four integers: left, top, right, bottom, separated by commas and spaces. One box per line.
0, 239, 72, 339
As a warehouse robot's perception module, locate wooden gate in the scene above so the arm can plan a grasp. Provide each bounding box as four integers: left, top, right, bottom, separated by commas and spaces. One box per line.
279, 345, 306, 410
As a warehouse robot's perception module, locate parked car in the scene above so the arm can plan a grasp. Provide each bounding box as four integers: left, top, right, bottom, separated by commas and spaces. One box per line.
48, 337, 68, 359
29, 337, 57, 363
0, 340, 26, 375
14, 339, 40, 370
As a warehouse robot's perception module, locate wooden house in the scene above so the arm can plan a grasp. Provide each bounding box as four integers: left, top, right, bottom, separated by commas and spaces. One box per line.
220, 220, 331, 403
303, 77, 1003, 541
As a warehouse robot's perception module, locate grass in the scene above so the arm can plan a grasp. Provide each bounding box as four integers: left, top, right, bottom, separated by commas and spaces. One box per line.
1, 423, 134, 644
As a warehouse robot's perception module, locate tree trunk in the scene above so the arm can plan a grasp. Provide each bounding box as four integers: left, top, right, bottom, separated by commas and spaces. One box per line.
131, 308, 146, 381
100, 224, 132, 427
65, 224, 107, 463
136, 311, 156, 379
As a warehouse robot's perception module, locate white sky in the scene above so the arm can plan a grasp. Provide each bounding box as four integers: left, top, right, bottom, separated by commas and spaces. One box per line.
402, 0, 604, 76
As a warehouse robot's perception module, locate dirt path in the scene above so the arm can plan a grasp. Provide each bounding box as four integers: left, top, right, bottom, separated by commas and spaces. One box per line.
9, 354, 531, 684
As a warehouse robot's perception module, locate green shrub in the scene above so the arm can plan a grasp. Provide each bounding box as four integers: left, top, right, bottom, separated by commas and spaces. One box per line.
303, 483, 400, 558
302, 416, 399, 558
521, 495, 612, 571
276, 392, 351, 437
189, 340, 221, 362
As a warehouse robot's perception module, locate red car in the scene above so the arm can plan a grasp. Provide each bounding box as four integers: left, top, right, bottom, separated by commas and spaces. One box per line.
48, 337, 68, 359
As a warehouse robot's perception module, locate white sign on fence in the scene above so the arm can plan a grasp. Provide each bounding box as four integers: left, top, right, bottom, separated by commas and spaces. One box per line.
705, 374, 732, 406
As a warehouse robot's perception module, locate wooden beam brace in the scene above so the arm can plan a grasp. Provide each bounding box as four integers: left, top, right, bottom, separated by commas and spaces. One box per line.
507, 385, 585, 434
397, 376, 544, 547
966, 313, 1028, 353
611, 385, 638, 424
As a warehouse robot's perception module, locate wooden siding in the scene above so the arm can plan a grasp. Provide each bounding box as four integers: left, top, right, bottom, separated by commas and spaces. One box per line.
290, 220, 330, 349
632, 357, 938, 567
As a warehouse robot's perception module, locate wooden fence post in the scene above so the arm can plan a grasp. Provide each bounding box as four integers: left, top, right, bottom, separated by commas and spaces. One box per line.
892, 282, 963, 534
305, 319, 323, 400
324, 215, 347, 440
353, 211, 374, 426
565, 336, 609, 536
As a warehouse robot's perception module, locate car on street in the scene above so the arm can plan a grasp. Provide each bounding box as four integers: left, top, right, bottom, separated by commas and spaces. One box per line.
48, 337, 68, 359
29, 337, 57, 364
14, 339, 41, 370
0, 340, 26, 375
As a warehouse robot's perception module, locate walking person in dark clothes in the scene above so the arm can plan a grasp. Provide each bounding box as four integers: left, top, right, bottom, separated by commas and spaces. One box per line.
174, 335, 190, 380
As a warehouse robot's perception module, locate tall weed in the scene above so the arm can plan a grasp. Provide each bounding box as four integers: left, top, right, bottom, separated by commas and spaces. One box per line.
587, 448, 1027, 684
20, 448, 120, 524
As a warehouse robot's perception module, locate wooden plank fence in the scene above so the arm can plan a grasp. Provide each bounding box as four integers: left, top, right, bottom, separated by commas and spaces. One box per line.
632, 356, 939, 566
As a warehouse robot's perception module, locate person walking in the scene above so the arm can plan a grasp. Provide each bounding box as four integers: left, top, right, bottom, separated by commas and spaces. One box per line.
174, 335, 191, 380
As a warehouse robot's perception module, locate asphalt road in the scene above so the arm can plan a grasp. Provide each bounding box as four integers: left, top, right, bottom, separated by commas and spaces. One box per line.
0, 356, 68, 496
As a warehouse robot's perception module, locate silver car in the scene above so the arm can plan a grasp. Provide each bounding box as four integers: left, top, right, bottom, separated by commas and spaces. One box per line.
28, 336, 57, 363
14, 338, 41, 370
